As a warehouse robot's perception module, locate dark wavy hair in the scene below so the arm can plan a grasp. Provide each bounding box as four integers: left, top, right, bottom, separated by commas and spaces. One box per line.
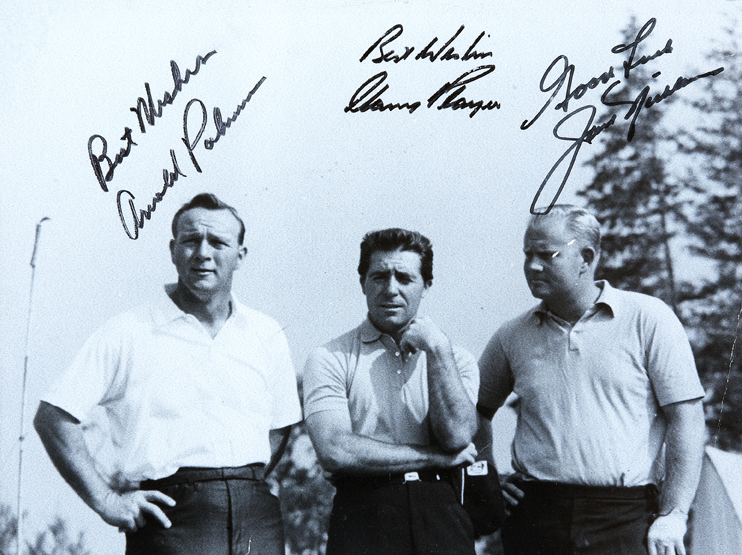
358, 228, 434, 283
171, 193, 245, 245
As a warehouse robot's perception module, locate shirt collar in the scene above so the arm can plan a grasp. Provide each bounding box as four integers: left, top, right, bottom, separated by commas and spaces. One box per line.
153, 283, 241, 327
360, 317, 385, 343
532, 280, 617, 322
592, 280, 617, 316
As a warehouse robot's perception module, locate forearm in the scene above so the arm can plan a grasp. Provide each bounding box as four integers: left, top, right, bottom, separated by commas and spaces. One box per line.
34, 402, 114, 515
426, 344, 477, 451
306, 412, 472, 476
321, 432, 457, 475
472, 412, 495, 467
658, 399, 705, 514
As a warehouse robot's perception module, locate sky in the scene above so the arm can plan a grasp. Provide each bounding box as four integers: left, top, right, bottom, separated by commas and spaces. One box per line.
0, 1, 737, 553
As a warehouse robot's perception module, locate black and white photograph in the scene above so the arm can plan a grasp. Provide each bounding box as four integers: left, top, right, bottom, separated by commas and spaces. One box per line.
1, 1, 740, 554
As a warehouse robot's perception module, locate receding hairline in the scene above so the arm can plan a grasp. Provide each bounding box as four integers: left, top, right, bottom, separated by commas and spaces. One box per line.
172, 206, 244, 241
526, 205, 601, 253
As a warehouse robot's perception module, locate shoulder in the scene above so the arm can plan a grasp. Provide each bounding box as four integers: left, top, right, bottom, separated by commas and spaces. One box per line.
89, 304, 154, 342
308, 325, 363, 364
607, 287, 679, 324
234, 302, 288, 339
493, 305, 542, 342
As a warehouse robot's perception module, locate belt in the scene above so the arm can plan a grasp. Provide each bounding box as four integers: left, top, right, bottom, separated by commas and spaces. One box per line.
333, 469, 455, 489
515, 480, 658, 500
140, 463, 266, 489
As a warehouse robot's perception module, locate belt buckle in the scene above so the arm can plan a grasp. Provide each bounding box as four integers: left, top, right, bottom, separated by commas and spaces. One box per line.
403, 471, 420, 483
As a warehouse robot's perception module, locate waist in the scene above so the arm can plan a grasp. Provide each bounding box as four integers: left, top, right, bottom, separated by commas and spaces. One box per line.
333, 469, 456, 489
515, 479, 658, 500
140, 463, 266, 489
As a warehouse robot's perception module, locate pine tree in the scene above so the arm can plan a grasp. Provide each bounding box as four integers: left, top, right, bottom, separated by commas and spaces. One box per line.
681, 26, 742, 450
577, 17, 686, 315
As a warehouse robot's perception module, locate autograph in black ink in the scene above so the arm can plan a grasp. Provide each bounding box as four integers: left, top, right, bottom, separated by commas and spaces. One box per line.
116, 77, 266, 240
521, 18, 723, 214
88, 50, 216, 192
346, 24, 500, 118
360, 24, 493, 64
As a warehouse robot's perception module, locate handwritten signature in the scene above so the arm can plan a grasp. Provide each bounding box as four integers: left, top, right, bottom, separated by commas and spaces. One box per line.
346, 24, 500, 117
87, 50, 265, 239
116, 78, 265, 240
88, 50, 216, 193
521, 18, 724, 214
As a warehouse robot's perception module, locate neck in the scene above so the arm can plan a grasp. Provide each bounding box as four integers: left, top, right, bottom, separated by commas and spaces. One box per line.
546, 282, 601, 324
171, 283, 232, 327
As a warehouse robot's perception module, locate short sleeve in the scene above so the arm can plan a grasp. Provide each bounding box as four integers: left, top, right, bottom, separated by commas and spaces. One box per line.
41, 317, 127, 423
477, 328, 515, 413
453, 346, 480, 405
302, 347, 350, 419
645, 303, 705, 407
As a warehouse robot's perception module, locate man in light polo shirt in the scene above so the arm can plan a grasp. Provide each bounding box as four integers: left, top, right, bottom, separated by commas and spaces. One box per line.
475, 205, 705, 555
303, 228, 479, 555
34, 193, 302, 555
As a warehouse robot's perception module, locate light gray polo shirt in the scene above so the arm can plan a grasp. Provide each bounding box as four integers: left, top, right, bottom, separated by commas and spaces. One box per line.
478, 281, 704, 487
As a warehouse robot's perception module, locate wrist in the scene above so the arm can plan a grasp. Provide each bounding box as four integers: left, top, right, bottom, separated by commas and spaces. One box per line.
656, 507, 689, 521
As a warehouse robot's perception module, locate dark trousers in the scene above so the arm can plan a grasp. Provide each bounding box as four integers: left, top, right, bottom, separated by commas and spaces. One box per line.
501, 481, 659, 555
327, 477, 476, 555
126, 473, 284, 555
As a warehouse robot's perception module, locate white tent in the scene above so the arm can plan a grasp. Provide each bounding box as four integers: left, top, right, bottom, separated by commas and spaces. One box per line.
691, 445, 742, 554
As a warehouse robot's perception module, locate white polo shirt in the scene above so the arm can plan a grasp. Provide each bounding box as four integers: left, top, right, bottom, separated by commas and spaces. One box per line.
43, 285, 302, 485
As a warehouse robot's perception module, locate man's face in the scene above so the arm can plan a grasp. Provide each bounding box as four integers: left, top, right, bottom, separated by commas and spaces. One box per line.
362, 249, 430, 337
523, 217, 587, 303
170, 207, 246, 298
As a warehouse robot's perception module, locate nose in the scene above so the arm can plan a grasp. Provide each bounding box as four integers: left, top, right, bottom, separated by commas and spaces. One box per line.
384, 276, 400, 295
194, 238, 212, 259
525, 257, 544, 272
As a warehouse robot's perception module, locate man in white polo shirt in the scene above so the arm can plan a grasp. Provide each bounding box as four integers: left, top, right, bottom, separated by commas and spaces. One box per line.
34, 193, 302, 555
476, 205, 705, 555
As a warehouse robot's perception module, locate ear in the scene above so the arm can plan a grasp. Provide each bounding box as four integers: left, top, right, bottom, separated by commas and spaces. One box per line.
169, 239, 176, 264
360, 275, 367, 296
422, 280, 432, 297
235, 246, 248, 268
580, 247, 597, 273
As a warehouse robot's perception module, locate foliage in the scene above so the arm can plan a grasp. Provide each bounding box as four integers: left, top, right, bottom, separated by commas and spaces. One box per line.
681, 26, 742, 450
0, 504, 90, 555
576, 18, 742, 450
577, 16, 687, 314
270, 420, 335, 555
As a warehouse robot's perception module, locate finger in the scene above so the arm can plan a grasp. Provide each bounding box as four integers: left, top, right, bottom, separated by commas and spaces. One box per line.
503, 483, 525, 500
120, 516, 138, 534
142, 502, 172, 529
134, 512, 147, 529
143, 490, 176, 507
647, 539, 658, 555
502, 491, 520, 507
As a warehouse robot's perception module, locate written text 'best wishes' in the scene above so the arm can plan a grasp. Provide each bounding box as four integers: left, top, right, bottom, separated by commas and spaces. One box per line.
87, 51, 265, 240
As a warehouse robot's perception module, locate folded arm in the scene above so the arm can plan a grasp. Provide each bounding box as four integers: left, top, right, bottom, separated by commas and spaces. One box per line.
400, 316, 478, 451
306, 410, 476, 476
